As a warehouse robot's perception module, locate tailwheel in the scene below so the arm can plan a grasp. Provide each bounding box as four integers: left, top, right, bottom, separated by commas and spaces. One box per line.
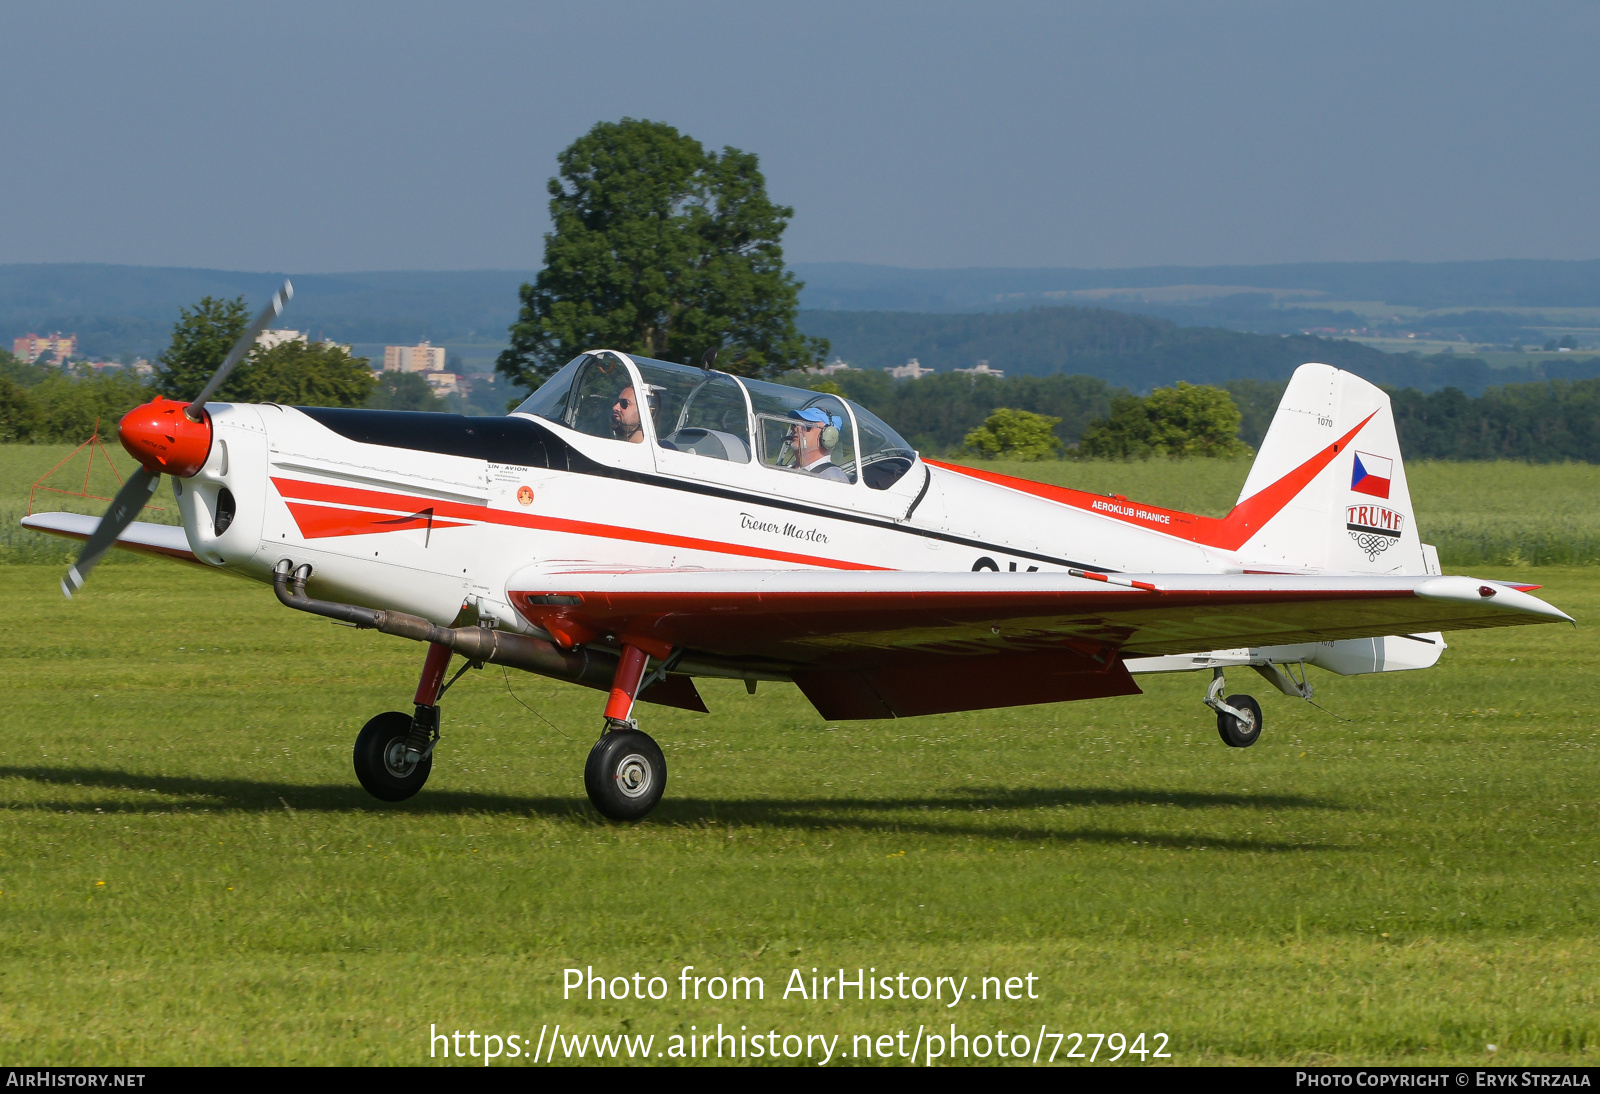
1216, 694, 1263, 748
354, 710, 434, 801
584, 728, 667, 821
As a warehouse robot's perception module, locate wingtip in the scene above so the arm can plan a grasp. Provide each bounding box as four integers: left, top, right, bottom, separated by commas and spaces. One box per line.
1417, 576, 1574, 624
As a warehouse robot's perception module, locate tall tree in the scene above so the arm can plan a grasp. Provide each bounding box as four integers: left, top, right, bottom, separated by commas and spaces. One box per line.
156, 296, 374, 407
498, 118, 825, 391
155, 296, 251, 399
234, 341, 376, 408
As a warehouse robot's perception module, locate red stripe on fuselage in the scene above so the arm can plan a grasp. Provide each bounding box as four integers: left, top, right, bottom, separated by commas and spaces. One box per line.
929, 411, 1377, 553
284, 502, 471, 539
269, 477, 885, 571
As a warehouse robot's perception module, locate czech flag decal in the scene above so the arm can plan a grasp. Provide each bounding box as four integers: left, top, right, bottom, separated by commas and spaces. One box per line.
1351, 451, 1393, 498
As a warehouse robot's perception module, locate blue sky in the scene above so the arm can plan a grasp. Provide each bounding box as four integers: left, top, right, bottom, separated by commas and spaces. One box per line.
4, 1, 1598, 272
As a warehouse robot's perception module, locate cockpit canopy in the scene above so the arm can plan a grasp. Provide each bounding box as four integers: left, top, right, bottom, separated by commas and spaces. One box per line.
514, 351, 918, 490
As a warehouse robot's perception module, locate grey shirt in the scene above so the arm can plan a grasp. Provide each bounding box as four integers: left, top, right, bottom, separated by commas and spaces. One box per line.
805, 456, 851, 483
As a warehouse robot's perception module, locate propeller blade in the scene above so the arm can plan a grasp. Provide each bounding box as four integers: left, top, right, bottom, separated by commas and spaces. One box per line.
61, 466, 161, 598
185, 279, 294, 421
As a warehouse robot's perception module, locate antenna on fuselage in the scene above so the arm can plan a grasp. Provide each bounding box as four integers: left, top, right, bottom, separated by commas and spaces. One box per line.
700, 346, 719, 373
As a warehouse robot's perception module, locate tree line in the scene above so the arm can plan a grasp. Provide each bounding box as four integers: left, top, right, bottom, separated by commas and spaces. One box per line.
10, 326, 1600, 464
0, 295, 451, 442
808, 368, 1600, 461
804, 369, 1274, 455
1390, 379, 1600, 461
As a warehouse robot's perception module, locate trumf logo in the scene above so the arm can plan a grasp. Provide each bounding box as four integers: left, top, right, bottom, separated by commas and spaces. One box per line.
1346, 504, 1404, 561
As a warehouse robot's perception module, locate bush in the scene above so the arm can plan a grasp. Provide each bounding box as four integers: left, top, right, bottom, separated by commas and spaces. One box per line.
29, 370, 155, 441
1077, 382, 1252, 459
0, 377, 39, 442
0, 362, 154, 444
963, 408, 1063, 460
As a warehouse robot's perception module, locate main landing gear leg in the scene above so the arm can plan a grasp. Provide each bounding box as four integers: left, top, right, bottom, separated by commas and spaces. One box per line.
353, 641, 452, 802
584, 643, 668, 821
1204, 668, 1264, 749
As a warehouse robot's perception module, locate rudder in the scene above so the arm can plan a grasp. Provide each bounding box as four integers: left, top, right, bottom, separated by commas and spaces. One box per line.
1231, 363, 1435, 575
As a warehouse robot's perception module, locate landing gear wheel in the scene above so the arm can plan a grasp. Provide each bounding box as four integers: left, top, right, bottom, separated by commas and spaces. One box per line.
354, 711, 433, 801
1216, 694, 1264, 748
584, 729, 666, 821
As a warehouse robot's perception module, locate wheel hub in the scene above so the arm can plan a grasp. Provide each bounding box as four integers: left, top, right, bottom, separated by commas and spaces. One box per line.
614, 753, 653, 799
383, 738, 419, 778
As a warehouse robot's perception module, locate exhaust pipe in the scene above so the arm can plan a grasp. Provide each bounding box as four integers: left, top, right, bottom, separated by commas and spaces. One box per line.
271, 561, 616, 690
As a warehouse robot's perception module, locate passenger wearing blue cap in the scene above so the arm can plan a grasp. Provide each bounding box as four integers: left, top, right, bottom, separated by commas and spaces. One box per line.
785, 407, 850, 483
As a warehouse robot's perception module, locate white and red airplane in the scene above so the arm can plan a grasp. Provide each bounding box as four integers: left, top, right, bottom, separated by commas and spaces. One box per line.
23, 284, 1573, 820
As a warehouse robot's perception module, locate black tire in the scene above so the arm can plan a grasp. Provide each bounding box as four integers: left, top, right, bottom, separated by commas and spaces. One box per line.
353, 710, 432, 802
1216, 694, 1264, 748
584, 729, 666, 821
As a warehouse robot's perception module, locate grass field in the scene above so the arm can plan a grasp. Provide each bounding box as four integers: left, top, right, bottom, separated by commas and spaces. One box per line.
1, 558, 1595, 1066
962, 456, 1600, 567
0, 442, 183, 566
3, 444, 1598, 1066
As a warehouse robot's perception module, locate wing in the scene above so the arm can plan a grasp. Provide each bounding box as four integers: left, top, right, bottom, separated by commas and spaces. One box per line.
507, 567, 1572, 719
21, 512, 200, 566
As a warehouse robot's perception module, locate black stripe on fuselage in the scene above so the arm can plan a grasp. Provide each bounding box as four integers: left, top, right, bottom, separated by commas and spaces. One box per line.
293, 407, 1112, 572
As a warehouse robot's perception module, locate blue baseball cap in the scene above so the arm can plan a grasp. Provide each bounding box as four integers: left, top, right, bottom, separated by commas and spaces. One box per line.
788, 407, 842, 429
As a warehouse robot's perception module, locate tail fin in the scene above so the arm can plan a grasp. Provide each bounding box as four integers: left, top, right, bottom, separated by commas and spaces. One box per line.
1231, 363, 1435, 575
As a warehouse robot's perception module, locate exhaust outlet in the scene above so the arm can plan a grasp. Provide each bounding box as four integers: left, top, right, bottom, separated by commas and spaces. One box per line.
271, 561, 616, 690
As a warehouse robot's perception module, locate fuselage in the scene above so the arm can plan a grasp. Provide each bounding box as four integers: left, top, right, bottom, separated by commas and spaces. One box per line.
178, 400, 1233, 640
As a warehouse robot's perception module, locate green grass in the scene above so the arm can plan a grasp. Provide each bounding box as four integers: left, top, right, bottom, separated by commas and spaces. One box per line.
956, 457, 1600, 567
0, 442, 181, 565
0, 561, 1595, 1065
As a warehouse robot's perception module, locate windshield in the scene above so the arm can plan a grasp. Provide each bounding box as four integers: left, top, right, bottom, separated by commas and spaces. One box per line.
514, 352, 646, 443
630, 356, 752, 462
740, 378, 857, 485
515, 351, 917, 488
513, 355, 587, 422
851, 402, 917, 489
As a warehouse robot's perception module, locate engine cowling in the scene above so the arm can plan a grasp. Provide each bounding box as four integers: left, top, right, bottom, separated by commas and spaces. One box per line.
119, 396, 212, 477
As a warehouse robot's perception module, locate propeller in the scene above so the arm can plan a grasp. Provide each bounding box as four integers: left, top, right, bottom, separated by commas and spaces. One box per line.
187, 282, 293, 420
61, 468, 159, 597
61, 280, 293, 598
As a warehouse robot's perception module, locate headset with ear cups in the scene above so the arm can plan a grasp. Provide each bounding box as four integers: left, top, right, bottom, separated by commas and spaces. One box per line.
819, 418, 841, 450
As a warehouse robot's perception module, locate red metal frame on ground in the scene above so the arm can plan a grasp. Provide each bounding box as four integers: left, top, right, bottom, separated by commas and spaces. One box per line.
26, 422, 166, 516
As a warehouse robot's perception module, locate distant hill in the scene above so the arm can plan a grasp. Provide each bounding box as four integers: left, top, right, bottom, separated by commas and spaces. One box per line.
798, 306, 1600, 396
792, 259, 1600, 312
793, 260, 1600, 348
0, 264, 536, 359
5, 262, 1598, 391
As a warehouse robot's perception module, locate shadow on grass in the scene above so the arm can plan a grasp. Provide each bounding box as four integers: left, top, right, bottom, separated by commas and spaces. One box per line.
0, 765, 1341, 852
